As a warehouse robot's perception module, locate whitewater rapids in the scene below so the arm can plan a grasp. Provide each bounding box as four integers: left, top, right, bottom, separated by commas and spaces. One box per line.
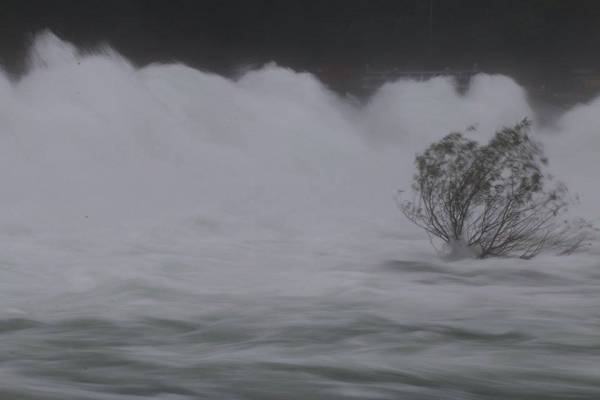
0, 32, 599, 399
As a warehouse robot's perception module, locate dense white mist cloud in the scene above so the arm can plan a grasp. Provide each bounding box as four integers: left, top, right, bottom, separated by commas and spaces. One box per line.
363, 74, 532, 147
0, 31, 597, 239
541, 99, 600, 219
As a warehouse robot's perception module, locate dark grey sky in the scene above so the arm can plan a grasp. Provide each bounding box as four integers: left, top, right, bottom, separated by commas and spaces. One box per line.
1, 0, 600, 91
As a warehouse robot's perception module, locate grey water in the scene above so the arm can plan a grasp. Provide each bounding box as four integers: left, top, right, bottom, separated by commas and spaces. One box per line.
2, 254, 599, 399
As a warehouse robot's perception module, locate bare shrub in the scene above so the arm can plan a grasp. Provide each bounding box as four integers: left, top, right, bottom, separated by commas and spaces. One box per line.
398, 119, 593, 259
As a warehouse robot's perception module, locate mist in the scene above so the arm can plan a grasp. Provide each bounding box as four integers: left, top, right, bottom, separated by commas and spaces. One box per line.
4, 32, 597, 235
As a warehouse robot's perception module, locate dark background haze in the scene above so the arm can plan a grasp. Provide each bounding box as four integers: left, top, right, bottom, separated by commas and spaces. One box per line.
2, 0, 600, 98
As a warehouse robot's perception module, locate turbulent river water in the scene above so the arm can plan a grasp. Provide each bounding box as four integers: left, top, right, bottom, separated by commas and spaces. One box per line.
0, 32, 599, 399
